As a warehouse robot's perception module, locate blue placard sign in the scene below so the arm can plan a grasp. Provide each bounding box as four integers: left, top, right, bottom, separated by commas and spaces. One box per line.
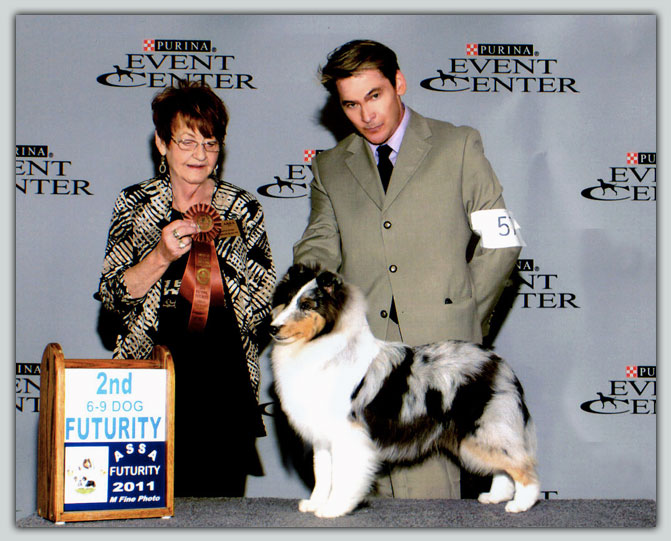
62, 369, 168, 512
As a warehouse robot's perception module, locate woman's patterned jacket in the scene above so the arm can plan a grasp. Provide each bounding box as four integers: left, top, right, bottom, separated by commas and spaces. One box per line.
97, 176, 276, 400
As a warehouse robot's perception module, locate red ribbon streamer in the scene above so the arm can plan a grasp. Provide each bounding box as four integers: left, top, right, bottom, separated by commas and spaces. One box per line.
178, 203, 227, 332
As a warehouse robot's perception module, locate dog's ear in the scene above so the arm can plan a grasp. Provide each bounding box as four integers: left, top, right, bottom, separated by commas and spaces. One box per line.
287, 263, 308, 276
287, 263, 321, 280
273, 264, 323, 307
316, 270, 343, 297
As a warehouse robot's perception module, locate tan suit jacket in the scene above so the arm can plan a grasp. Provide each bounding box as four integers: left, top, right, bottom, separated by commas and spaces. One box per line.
294, 108, 520, 345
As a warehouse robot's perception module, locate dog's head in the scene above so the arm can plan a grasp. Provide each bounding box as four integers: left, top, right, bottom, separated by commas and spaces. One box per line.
270, 264, 347, 344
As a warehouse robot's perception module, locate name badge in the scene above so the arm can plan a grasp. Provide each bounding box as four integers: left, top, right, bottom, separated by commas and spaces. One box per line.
219, 219, 241, 238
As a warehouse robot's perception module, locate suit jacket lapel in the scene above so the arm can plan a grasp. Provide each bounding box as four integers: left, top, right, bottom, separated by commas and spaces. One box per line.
341, 108, 433, 211
344, 136, 385, 210
383, 108, 432, 211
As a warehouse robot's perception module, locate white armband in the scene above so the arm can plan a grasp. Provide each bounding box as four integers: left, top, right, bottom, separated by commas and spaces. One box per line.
470, 209, 526, 249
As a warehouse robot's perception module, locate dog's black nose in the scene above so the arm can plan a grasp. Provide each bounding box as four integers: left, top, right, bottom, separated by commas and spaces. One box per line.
269, 325, 279, 336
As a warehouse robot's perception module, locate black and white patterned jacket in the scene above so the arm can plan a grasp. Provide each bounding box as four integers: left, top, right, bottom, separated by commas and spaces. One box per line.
97, 176, 276, 399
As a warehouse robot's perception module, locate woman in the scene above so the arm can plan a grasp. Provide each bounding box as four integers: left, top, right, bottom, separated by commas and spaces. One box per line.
97, 80, 276, 497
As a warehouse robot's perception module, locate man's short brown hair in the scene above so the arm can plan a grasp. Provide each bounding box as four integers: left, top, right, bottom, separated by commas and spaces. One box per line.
319, 40, 400, 95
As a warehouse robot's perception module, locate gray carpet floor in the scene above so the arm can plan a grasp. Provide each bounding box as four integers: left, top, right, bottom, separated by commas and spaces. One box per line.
16, 498, 656, 528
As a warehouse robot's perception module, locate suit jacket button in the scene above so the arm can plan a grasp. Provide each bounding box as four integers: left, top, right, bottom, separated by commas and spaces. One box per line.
383, 220, 392, 229
389, 265, 397, 273
380, 310, 388, 318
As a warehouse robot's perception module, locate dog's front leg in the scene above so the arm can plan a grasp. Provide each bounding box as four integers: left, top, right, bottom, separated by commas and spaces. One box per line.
314, 427, 378, 518
298, 446, 332, 513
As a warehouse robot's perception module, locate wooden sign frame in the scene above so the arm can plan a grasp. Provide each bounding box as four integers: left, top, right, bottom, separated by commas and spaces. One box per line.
37, 343, 175, 523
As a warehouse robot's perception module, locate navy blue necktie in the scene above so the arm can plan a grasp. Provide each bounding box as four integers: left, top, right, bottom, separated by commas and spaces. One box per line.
377, 144, 393, 192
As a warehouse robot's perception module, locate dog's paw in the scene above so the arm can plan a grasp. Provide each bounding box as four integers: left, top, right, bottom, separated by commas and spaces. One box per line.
504, 483, 539, 513
478, 492, 495, 504
504, 500, 528, 513
504, 497, 537, 513
478, 491, 513, 505
313, 502, 352, 518
298, 499, 320, 513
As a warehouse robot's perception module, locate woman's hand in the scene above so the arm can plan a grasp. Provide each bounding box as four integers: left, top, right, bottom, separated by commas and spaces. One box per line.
156, 219, 198, 264
122, 219, 198, 299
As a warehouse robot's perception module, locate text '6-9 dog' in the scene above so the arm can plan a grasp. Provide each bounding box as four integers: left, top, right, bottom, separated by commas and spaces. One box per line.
270, 265, 540, 518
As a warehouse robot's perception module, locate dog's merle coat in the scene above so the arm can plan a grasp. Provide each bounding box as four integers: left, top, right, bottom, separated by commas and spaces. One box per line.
270, 265, 539, 518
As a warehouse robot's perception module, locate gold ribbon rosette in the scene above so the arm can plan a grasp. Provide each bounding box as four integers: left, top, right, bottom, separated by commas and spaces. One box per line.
178, 203, 227, 332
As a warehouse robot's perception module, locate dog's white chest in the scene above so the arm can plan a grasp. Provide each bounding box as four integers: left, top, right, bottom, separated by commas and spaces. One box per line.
272, 338, 375, 443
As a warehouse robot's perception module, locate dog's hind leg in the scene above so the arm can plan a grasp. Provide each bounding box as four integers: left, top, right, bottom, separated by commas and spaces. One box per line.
503, 467, 540, 513
477, 472, 515, 505
299, 446, 332, 513
459, 438, 539, 513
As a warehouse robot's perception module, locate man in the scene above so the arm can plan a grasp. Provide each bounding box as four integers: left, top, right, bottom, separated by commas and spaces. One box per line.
293, 39, 524, 499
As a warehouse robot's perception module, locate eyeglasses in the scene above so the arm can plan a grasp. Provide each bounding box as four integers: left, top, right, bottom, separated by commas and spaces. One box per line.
171, 137, 221, 153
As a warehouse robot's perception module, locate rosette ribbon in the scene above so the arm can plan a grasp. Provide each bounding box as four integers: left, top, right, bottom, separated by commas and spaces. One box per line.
178, 203, 227, 332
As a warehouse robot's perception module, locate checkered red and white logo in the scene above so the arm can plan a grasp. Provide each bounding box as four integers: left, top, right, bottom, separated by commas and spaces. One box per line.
143, 39, 155, 52
466, 43, 478, 56
625, 366, 638, 379
626, 152, 639, 165
304, 149, 317, 163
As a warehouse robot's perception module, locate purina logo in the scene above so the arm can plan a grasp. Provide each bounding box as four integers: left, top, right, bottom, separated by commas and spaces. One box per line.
626, 365, 656, 378
420, 42, 578, 94
142, 39, 212, 52
16, 363, 41, 414
580, 365, 656, 415
256, 149, 324, 199
515, 259, 579, 309
466, 43, 535, 56
96, 38, 256, 90
16, 145, 93, 196
581, 152, 656, 202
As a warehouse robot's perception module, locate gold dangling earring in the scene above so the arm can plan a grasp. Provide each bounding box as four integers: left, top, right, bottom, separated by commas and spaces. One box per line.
159, 155, 167, 176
